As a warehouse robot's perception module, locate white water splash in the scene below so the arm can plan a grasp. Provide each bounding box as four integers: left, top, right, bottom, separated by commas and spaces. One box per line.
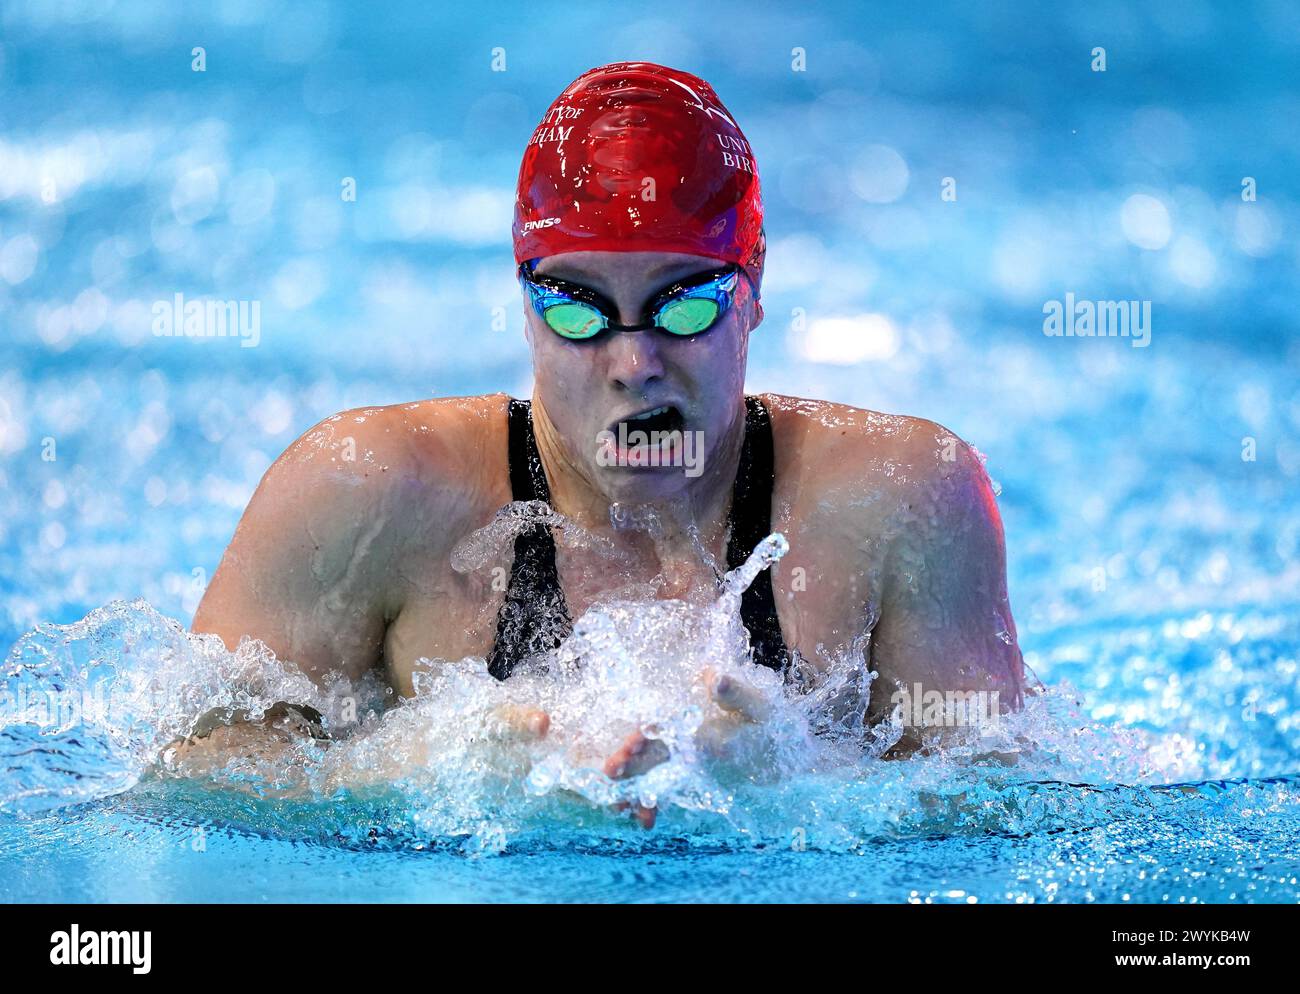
1, 510, 1188, 849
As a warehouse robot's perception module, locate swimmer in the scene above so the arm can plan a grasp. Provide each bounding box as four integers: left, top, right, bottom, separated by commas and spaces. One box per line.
181, 63, 1025, 826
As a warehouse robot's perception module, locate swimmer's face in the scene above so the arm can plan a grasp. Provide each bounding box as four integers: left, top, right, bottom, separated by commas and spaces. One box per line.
525, 250, 761, 502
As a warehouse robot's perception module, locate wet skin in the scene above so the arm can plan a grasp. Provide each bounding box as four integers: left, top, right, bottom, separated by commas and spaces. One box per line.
187, 251, 1026, 827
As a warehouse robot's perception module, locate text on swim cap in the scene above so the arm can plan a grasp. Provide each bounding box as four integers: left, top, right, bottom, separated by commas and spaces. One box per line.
717, 133, 756, 174
529, 104, 582, 146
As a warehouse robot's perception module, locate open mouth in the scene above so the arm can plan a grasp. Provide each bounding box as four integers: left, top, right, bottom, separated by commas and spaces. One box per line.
612, 405, 686, 436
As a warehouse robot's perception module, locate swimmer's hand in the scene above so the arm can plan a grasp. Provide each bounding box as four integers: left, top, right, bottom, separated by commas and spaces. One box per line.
487, 706, 663, 829
693, 667, 780, 780
604, 731, 670, 829
487, 703, 551, 742
600, 668, 780, 830
486, 706, 662, 829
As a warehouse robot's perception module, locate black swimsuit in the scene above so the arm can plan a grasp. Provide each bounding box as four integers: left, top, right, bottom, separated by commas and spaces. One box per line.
486, 396, 788, 680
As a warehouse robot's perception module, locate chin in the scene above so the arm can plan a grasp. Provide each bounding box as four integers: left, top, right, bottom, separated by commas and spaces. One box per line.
595, 464, 695, 504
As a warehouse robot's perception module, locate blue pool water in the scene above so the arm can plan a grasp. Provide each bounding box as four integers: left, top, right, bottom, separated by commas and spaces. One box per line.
2, 2, 1299, 902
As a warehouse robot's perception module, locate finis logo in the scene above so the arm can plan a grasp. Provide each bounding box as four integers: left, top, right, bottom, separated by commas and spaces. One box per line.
523, 217, 561, 231
50, 925, 152, 974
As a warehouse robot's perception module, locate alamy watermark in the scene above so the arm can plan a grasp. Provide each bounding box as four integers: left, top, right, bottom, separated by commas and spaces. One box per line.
1, 682, 172, 730
1042, 292, 1150, 348
889, 682, 1002, 730
595, 424, 705, 477
50, 925, 151, 974
152, 292, 261, 347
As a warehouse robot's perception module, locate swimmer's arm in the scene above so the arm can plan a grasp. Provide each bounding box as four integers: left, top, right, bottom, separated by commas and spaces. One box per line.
191, 412, 406, 687
158, 704, 325, 791
867, 435, 1025, 753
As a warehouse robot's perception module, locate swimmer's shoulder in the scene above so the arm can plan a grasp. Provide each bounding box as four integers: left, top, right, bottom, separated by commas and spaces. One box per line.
199, 395, 514, 658
760, 392, 996, 530
259, 393, 513, 552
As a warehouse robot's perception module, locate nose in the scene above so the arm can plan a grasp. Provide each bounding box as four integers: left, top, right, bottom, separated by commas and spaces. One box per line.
604, 328, 666, 394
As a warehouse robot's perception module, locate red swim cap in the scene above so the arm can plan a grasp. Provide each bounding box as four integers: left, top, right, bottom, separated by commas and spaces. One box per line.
513, 62, 765, 286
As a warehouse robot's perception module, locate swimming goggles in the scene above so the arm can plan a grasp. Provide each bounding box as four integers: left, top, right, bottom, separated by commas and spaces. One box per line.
518, 260, 755, 342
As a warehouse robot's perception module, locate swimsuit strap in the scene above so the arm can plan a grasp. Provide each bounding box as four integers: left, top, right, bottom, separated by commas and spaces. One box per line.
506, 396, 550, 503
726, 396, 788, 673
487, 396, 788, 679
486, 399, 572, 680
